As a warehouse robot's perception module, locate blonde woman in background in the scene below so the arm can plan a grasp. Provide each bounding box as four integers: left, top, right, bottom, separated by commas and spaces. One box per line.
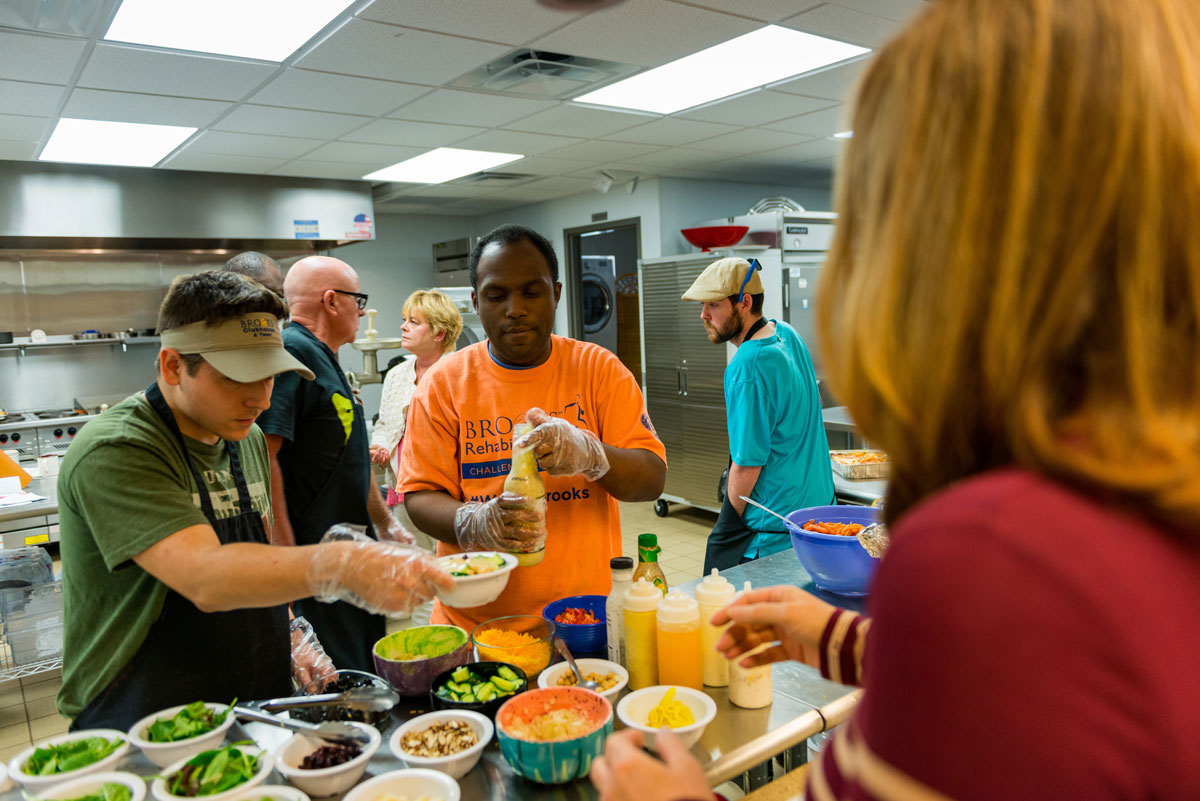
592, 0, 1200, 799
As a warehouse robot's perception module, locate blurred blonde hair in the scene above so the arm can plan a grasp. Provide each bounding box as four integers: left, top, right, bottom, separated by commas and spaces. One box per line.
818, 0, 1200, 527
403, 290, 463, 354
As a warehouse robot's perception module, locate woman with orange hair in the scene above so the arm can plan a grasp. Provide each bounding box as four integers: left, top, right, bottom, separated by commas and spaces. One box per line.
592, 0, 1200, 798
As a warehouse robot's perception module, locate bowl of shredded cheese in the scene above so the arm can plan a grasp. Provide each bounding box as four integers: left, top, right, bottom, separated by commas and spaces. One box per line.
615, 686, 717, 751
470, 615, 555, 678
494, 687, 613, 784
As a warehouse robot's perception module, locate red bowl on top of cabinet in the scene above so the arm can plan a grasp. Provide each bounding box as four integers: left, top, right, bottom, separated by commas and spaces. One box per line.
680, 225, 749, 251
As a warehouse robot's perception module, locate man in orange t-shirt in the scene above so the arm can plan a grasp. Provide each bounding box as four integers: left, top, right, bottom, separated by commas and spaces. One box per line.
400, 224, 667, 633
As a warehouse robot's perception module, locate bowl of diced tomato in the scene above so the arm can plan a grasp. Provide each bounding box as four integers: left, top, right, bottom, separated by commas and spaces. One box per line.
541, 595, 606, 657
785, 505, 880, 597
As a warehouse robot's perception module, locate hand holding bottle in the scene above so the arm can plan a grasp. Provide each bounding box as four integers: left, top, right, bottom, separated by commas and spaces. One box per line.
517, 406, 610, 481
711, 584, 839, 670
453, 492, 546, 553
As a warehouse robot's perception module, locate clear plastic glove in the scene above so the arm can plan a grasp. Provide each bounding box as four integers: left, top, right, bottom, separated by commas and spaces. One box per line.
290, 615, 336, 689
453, 492, 546, 553
369, 445, 391, 467
305, 524, 452, 616
517, 406, 610, 481
376, 513, 415, 545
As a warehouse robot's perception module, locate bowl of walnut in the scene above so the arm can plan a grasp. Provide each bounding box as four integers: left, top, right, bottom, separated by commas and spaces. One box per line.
388, 710, 493, 780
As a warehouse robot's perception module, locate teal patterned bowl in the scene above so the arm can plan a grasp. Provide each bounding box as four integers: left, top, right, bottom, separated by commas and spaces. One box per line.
495, 687, 613, 784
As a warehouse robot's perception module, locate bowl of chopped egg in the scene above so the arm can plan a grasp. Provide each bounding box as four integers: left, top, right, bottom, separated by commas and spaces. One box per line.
495, 687, 613, 784
542, 595, 607, 657
436, 551, 518, 608
390, 709, 493, 780
615, 686, 717, 751
537, 658, 628, 702
341, 768, 459, 801
470, 615, 555, 679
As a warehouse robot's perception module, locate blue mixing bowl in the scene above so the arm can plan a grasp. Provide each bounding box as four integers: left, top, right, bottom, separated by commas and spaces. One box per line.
786, 505, 881, 596
542, 595, 606, 657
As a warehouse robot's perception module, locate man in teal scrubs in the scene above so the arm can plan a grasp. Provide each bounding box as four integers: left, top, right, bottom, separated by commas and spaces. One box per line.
682, 257, 834, 572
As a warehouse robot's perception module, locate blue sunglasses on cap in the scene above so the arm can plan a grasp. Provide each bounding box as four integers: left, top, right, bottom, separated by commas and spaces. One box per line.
737, 258, 762, 303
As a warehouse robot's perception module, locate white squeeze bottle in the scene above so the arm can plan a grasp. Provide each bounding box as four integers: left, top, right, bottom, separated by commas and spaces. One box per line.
695, 568, 736, 687
606, 556, 635, 666
729, 580, 774, 708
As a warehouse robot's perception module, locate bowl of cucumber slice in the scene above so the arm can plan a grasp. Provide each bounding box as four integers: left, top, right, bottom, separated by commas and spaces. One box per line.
435, 552, 518, 608
429, 662, 528, 720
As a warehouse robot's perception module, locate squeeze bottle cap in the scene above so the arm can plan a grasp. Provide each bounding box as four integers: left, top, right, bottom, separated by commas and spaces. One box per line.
694, 568, 736, 607
656, 587, 699, 624
623, 578, 662, 612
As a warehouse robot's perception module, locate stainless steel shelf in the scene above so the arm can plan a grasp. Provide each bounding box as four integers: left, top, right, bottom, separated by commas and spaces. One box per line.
0, 336, 160, 353
0, 656, 62, 681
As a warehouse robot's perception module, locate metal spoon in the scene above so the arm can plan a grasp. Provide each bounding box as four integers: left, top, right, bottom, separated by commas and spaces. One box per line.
258, 686, 398, 715
234, 706, 372, 747
739, 495, 888, 559
552, 637, 600, 692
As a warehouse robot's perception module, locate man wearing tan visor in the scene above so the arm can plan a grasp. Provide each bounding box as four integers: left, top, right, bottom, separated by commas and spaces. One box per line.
56, 271, 450, 730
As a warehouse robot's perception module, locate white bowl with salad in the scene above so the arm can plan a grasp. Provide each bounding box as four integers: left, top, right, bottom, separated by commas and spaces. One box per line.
9, 729, 131, 793
225, 784, 310, 801
150, 742, 271, 801
128, 702, 236, 768
33, 770, 145, 801
435, 551, 518, 608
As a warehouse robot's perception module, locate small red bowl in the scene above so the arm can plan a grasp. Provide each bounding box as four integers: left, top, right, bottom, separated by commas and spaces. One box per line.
681, 225, 749, 251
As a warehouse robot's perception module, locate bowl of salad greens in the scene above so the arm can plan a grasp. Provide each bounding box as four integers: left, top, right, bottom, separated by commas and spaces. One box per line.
435, 551, 517, 608
150, 742, 271, 801
9, 730, 131, 793
129, 702, 236, 768
32, 770, 145, 801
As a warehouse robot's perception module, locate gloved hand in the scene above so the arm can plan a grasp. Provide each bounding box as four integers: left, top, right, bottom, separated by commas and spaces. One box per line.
306, 524, 452, 616
376, 513, 415, 545
453, 493, 546, 554
517, 407, 611, 481
289, 615, 336, 689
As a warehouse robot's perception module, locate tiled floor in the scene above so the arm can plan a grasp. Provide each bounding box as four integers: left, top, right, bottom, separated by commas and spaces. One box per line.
0, 668, 70, 763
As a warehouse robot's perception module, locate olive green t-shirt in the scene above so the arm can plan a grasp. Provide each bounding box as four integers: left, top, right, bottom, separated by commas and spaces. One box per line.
56, 392, 272, 719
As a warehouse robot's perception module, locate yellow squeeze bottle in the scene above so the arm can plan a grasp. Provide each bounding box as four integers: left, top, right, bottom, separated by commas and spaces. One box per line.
695, 568, 736, 687
656, 588, 703, 690
503, 422, 546, 567
623, 578, 661, 690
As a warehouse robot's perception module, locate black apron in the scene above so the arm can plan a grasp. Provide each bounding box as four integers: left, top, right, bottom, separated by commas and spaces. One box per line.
72, 384, 291, 731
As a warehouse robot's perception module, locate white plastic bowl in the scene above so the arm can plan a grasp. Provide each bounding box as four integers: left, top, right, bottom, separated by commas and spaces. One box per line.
389, 710, 492, 780
537, 658, 629, 702
150, 743, 272, 801
273, 722, 380, 797
8, 729, 132, 793
342, 769, 460, 801
128, 703, 236, 768
615, 686, 717, 752
225, 784, 311, 801
435, 551, 518, 608
34, 771, 145, 801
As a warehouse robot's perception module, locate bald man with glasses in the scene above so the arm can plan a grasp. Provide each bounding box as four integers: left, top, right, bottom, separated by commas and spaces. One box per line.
257, 255, 411, 672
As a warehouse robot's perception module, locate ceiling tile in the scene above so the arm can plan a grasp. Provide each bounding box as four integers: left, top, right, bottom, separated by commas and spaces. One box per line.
760, 105, 849, 138
503, 104, 649, 138
531, 0, 759, 68
358, 0, 582, 45
387, 89, 556, 127
781, 3, 904, 48
78, 44, 278, 101
340, 118, 485, 147
826, 0, 930, 24
302, 140, 426, 166
679, 90, 833, 125
409, 184, 505, 199
0, 31, 87, 84
688, 128, 813, 154
182, 130, 321, 159
296, 19, 509, 85
762, 137, 844, 162
537, 139, 661, 161
215, 105, 370, 139
0, 114, 51, 141
0, 140, 38, 159
268, 160, 379, 180
671, 0, 822, 23
619, 147, 732, 170
771, 59, 870, 103
163, 152, 289, 173
455, 129, 584, 156
63, 89, 231, 127
249, 69, 430, 116
493, 155, 596, 176
0, 80, 67, 117
601, 117, 740, 146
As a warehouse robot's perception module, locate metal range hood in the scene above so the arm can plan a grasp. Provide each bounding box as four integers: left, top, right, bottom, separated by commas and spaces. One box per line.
0, 160, 376, 253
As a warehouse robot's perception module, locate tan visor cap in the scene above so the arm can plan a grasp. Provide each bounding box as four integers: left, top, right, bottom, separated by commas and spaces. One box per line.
160, 313, 315, 382
681, 257, 763, 302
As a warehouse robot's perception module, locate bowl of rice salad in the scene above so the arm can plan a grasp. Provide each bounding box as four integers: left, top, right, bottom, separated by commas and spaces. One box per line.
470, 615, 555, 678
494, 687, 613, 784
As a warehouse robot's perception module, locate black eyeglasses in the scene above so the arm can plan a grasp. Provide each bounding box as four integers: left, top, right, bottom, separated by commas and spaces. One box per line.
331, 289, 369, 310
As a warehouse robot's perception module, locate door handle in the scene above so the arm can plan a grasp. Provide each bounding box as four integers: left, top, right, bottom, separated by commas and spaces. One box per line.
677, 366, 683, 396
681, 367, 688, 397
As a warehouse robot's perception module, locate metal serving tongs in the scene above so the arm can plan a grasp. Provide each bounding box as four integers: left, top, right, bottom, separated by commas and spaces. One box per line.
739, 495, 890, 558
233, 706, 372, 747
257, 686, 398, 716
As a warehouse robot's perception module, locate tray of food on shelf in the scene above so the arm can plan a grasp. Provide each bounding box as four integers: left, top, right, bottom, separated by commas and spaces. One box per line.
829, 450, 890, 480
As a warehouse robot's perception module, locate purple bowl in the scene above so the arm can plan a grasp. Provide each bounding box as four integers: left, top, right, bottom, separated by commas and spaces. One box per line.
372, 625, 470, 697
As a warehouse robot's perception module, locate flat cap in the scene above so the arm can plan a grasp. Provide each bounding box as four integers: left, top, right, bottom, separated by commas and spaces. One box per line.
681, 257, 763, 302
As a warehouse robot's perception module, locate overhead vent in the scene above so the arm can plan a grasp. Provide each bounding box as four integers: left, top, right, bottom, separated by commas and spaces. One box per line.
454, 172, 536, 185
449, 48, 642, 99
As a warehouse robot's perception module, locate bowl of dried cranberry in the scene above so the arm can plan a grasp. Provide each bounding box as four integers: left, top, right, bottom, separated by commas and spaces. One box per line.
542, 595, 606, 657
290, 670, 395, 732
273, 722, 380, 798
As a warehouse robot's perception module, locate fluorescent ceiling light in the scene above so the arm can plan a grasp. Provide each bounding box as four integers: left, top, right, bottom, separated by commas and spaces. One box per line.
575, 26, 869, 115
105, 0, 354, 62
833, 130, 854, 139
40, 118, 196, 167
363, 148, 524, 184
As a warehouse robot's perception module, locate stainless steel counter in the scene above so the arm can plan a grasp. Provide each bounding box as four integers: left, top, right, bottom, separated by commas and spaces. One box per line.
820, 406, 859, 434
0, 474, 60, 549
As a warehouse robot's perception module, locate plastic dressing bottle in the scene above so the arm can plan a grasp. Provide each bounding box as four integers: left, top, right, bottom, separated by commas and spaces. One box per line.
695, 568, 736, 687
623, 578, 661, 690
606, 556, 635, 666
503, 421, 546, 567
729, 581, 773, 708
656, 588, 703, 690
632, 533, 668, 595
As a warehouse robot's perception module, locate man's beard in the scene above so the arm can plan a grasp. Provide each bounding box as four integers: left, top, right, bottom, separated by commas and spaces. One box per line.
704, 307, 744, 344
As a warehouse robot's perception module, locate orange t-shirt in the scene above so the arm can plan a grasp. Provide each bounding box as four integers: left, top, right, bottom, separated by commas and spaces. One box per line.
398, 336, 666, 633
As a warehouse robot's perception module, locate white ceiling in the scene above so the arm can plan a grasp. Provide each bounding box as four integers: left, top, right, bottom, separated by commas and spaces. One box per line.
0, 0, 928, 217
